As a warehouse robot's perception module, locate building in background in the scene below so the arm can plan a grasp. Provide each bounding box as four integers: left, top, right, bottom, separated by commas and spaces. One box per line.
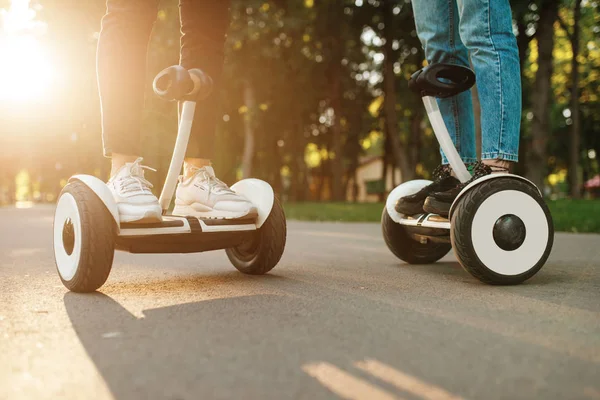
346, 156, 402, 203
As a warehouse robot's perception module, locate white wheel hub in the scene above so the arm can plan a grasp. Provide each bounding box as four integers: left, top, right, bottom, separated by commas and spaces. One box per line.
54, 193, 82, 281
470, 190, 549, 276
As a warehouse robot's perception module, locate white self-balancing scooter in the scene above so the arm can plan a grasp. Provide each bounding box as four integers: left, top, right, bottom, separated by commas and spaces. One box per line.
53, 65, 286, 292
383, 63, 553, 285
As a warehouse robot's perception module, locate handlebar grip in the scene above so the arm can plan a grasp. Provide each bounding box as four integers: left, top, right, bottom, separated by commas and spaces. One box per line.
152, 65, 193, 101
152, 66, 213, 102
408, 63, 476, 98
187, 69, 213, 101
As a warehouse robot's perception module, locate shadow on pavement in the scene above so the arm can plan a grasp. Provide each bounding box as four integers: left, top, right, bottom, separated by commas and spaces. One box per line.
101, 271, 287, 293
64, 269, 599, 400
387, 259, 577, 288
65, 290, 329, 400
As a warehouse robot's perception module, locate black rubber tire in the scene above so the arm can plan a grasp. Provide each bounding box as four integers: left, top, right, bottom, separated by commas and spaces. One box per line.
382, 208, 451, 264
54, 181, 116, 292
225, 197, 286, 275
450, 178, 554, 285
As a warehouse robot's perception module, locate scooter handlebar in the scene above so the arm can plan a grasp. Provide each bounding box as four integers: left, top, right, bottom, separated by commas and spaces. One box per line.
152, 65, 213, 102
408, 63, 475, 98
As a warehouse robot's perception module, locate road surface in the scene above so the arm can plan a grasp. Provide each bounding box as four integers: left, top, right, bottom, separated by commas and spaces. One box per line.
1, 205, 599, 400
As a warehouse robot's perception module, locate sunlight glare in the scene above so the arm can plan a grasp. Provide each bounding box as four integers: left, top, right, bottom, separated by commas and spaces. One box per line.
0, 0, 54, 102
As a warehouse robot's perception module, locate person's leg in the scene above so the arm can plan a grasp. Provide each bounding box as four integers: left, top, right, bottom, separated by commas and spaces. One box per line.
97, 0, 159, 176
174, 0, 255, 219
178, 0, 231, 177
396, 0, 474, 216
97, 0, 162, 222
456, 0, 521, 169
411, 0, 477, 165
419, 0, 522, 217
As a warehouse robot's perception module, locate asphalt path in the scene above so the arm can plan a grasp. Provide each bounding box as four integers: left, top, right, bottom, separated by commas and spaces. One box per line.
1, 205, 599, 400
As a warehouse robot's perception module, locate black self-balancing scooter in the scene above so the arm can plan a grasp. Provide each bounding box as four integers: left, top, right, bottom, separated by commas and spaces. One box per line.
382, 63, 553, 285
53, 66, 286, 292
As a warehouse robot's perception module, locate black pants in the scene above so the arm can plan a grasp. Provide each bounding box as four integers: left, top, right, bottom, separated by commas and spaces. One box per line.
97, 0, 231, 159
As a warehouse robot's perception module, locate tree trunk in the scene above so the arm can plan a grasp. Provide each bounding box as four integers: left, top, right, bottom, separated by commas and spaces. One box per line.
317, 159, 329, 201
324, 0, 346, 201
292, 122, 308, 202
241, 79, 256, 179
344, 140, 361, 202
295, 153, 309, 202
514, 3, 535, 177
568, 0, 582, 198
387, 117, 397, 188
380, 132, 390, 202
527, 0, 558, 189
382, 1, 414, 182
329, 71, 345, 201
352, 168, 359, 202
409, 109, 422, 176
270, 136, 283, 195
345, 97, 364, 202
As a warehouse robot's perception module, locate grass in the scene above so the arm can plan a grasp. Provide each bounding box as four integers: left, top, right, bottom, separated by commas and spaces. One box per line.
283, 199, 600, 233
284, 202, 384, 223
546, 199, 600, 233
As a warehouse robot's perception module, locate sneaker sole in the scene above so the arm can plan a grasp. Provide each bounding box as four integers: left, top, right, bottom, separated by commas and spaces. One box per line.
172, 204, 259, 220
395, 201, 426, 216
118, 207, 163, 224
423, 197, 451, 217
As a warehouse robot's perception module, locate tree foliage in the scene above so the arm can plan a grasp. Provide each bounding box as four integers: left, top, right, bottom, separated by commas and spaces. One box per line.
0, 0, 598, 204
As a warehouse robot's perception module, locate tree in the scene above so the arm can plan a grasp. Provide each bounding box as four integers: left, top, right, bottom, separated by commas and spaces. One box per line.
3, 0, 599, 204
558, 0, 583, 198
322, 0, 346, 201
527, 0, 559, 189
511, 0, 538, 176
381, 0, 414, 182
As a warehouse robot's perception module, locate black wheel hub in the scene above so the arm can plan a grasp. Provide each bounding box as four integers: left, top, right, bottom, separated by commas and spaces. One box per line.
62, 218, 75, 256
230, 234, 260, 262
493, 214, 526, 251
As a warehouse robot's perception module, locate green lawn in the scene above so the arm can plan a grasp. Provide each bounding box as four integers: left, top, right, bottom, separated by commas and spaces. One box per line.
546, 199, 600, 233
284, 202, 384, 223
283, 199, 600, 233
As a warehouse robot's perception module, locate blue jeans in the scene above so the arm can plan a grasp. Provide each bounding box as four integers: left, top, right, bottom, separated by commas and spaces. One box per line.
411, 0, 521, 164
97, 0, 231, 159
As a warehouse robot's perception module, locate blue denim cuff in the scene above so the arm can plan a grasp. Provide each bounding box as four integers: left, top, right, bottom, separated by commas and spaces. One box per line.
441, 157, 479, 165
481, 152, 519, 162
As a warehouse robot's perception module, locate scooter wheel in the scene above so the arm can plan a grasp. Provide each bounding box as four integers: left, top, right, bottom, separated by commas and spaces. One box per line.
450, 177, 554, 285
53, 181, 116, 292
382, 208, 451, 264
226, 197, 286, 275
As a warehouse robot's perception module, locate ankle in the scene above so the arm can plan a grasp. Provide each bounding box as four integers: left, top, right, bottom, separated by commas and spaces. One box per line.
111, 153, 139, 178
482, 159, 512, 173
184, 158, 211, 179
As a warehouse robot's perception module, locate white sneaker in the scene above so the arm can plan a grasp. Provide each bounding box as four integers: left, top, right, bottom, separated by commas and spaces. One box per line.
107, 158, 162, 223
173, 165, 257, 219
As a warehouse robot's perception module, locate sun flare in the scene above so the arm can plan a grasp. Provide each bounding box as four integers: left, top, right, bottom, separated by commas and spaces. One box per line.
0, 0, 54, 102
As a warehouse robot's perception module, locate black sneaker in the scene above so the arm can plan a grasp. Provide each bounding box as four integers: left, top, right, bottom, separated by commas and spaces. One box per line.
423, 162, 494, 217
395, 165, 460, 215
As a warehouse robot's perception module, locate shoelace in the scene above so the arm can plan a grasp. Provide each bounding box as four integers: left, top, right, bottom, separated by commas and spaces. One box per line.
119, 158, 156, 194
190, 166, 235, 197
432, 164, 453, 181
432, 162, 506, 184
465, 162, 493, 183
